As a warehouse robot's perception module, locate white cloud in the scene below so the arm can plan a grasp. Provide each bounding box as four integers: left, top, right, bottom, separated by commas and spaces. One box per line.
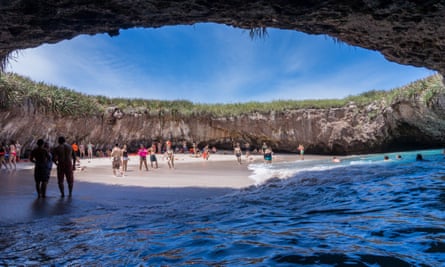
6, 24, 434, 104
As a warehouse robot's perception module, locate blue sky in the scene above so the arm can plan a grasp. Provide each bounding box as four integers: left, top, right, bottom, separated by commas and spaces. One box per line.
6, 23, 435, 103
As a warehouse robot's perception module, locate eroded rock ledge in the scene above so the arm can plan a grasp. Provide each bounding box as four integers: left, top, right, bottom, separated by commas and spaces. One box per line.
1, 76, 445, 155
1, 1, 445, 75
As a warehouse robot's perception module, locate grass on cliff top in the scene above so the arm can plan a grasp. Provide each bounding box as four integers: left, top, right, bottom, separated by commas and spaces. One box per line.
0, 72, 443, 117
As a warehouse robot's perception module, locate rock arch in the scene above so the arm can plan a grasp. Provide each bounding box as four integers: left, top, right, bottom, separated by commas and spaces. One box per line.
1, 1, 444, 75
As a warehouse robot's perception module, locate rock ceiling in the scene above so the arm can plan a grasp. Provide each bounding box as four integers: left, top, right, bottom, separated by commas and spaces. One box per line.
1, 1, 444, 75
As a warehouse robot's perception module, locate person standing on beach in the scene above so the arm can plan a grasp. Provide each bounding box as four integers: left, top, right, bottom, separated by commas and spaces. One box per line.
111, 144, 123, 177
234, 143, 242, 164
71, 141, 80, 170
44, 142, 53, 182
192, 142, 198, 157
149, 144, 158, 169
87, 142, 94, 161
138, 144, 149, 171
122, 144, 129, 173
53, 136, 74, 197
244, 142, 251, 159
262, 142, 268, 154
0, 143, 8, 170
165, 146, 175, 169
8, 141, 17, 170
202, 145, 210, 160
79, 143, 85, 159
15, 141, 21, 161
30, 139, 50, 198
182, 141, 188, 154
298, 144, 305, 160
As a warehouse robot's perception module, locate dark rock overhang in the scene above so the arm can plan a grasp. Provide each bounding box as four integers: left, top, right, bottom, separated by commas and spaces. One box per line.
1, 0, 444, 75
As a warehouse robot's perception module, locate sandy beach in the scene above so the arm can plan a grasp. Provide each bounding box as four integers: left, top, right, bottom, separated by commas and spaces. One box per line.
3, 152, 334, 189
0, 152, 333, 223
68, 152, 332, 189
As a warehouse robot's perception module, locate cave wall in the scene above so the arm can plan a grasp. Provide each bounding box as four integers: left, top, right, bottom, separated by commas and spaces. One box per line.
0, 1, 445, 75
2, 1, 445, 154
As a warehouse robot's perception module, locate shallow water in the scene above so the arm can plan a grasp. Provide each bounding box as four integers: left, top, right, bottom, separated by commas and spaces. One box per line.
1, 150, 445, 266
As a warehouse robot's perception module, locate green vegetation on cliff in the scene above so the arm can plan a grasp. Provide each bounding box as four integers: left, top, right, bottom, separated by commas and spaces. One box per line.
0, 72, 443, 117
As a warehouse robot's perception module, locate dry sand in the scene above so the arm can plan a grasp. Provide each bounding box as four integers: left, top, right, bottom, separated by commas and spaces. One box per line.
73, 152, 334, 188
6, 151, 335, 190
13, 152, 331, 189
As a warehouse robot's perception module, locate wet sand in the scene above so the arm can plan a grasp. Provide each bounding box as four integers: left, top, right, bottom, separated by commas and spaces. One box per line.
0, 152, 331, 224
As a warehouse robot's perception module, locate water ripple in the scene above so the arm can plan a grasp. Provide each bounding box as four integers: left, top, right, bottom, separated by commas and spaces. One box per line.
2, 150, 445, 266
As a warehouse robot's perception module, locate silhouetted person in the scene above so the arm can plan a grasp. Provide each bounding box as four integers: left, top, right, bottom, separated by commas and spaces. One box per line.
53, 136, 74, 197
30, 139, 50, 198
416, 153, 423, 161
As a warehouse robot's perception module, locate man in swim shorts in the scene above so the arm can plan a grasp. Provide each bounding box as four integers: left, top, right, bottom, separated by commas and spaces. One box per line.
30, 139, 51, 198
53, 136, 74, 197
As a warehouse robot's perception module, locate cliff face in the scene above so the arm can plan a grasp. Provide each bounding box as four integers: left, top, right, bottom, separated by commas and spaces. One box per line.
1, 1, 445, 75
2, 1, 445, 154
2, 92, 445, 155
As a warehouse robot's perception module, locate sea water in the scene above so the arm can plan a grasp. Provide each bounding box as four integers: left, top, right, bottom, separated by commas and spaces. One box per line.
1, 149, 444, 266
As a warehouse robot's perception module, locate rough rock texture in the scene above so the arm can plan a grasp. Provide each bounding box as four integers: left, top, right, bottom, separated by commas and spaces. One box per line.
2, 90, 445, 155
1, 1, 445, 74
2, 1, 445, 154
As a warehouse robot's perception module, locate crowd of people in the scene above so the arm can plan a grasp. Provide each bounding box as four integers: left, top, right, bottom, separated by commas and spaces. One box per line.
106, 141, 177, 177
17, 132, 438, 200
13, 137, 310, 198
0, 141, 21, 171
76, 140, 303, 175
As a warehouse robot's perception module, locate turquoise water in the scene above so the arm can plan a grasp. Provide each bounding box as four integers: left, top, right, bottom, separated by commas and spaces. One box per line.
1, 149, 444, 266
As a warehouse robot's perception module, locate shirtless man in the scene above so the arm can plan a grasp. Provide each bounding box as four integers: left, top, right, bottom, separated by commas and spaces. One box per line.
110, 144, 123, 177
29, 139, 50, 198
234, 143, 242, 164
53, 136, 74, 197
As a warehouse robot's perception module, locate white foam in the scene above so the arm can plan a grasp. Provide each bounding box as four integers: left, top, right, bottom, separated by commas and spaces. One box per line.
248, 161, 344, 186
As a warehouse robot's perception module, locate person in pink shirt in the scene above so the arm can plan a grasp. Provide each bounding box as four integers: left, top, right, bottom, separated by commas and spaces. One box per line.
138, 144, 148, 171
